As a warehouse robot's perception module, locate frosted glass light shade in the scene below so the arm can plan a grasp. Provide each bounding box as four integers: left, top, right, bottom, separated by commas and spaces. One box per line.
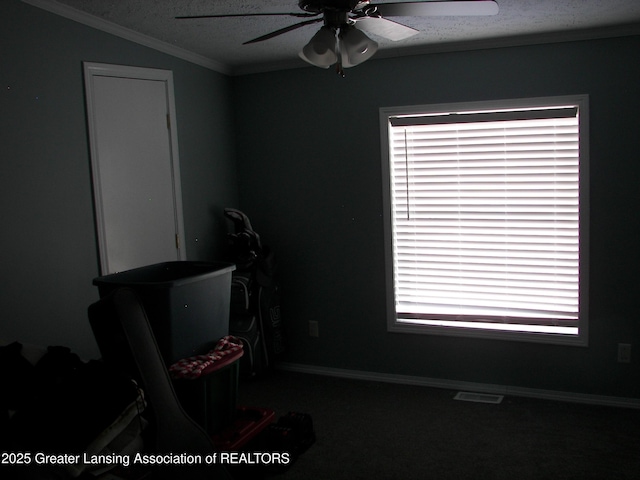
340, 27, 378, 68
299, 27, 337, 68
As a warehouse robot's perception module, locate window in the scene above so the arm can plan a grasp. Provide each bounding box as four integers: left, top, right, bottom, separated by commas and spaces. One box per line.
380, 96, 588, 345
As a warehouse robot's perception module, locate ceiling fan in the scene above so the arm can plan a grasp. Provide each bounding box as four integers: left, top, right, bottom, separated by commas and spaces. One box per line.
176, 0, 499, 75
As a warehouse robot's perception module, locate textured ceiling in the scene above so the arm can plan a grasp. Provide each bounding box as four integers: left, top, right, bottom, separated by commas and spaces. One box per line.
24, 0, 640, 75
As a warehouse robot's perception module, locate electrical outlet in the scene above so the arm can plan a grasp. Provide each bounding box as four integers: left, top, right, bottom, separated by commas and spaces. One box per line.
618, 343, 631, 363
309, 321, 319, 338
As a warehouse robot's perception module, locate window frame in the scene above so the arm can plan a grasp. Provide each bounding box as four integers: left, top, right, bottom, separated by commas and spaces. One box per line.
380, 95, 589, 346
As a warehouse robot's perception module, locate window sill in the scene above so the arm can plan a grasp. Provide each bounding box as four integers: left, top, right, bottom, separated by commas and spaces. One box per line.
389, 318, 588, 346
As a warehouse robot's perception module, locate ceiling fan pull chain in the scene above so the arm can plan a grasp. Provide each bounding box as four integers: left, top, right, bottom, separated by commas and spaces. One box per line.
334, 33, 346, 77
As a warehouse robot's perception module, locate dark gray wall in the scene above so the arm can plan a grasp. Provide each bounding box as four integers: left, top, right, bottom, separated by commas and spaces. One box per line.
232, 36, 640, 398
3, 0, 639, 399
1, 0, 238, 359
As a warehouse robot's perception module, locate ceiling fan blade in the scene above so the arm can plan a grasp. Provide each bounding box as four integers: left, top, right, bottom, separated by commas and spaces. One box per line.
243, 18, 324, 45
354, 16, 419, 41
176, 12, 318, 20
374, 1, 499, 17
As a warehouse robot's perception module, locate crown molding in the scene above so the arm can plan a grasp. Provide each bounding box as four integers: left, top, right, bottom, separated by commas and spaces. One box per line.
375, 22, 640, 62
20, 0, 640, 77
21, 0, 231, 75
230, 22, 640, 75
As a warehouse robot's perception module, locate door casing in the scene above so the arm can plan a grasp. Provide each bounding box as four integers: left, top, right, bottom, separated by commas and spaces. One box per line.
84, 62, 187, 274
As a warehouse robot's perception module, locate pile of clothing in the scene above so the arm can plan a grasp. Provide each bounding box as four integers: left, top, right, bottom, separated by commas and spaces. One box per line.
0, 342, 146, 478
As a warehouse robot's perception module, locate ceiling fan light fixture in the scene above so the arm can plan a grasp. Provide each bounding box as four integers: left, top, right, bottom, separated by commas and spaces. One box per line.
339, 26, 378, 68
299, 26, 338, 68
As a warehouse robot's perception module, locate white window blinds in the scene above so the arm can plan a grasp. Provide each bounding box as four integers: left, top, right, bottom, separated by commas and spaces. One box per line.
387, 103, 582, 331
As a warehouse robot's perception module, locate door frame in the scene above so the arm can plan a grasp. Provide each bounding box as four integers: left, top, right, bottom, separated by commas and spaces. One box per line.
83, 62, 187, 274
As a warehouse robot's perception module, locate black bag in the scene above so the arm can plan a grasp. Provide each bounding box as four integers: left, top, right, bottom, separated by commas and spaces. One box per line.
225, 208, 285, 377
229, 314, 263, 377
230, 273, 252, 315
258, 280, 285, 359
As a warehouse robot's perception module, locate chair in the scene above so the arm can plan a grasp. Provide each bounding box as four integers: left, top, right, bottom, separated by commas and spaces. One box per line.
88, 287, 232, 479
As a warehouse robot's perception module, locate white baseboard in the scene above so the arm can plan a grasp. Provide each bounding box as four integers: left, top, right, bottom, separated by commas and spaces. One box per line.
276, 362, 640, 409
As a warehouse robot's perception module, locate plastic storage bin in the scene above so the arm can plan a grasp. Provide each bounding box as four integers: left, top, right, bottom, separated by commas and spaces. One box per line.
93, 261, 236, 365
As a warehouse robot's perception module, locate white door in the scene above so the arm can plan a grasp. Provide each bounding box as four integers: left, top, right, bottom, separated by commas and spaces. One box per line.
84, 63, 186, 274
